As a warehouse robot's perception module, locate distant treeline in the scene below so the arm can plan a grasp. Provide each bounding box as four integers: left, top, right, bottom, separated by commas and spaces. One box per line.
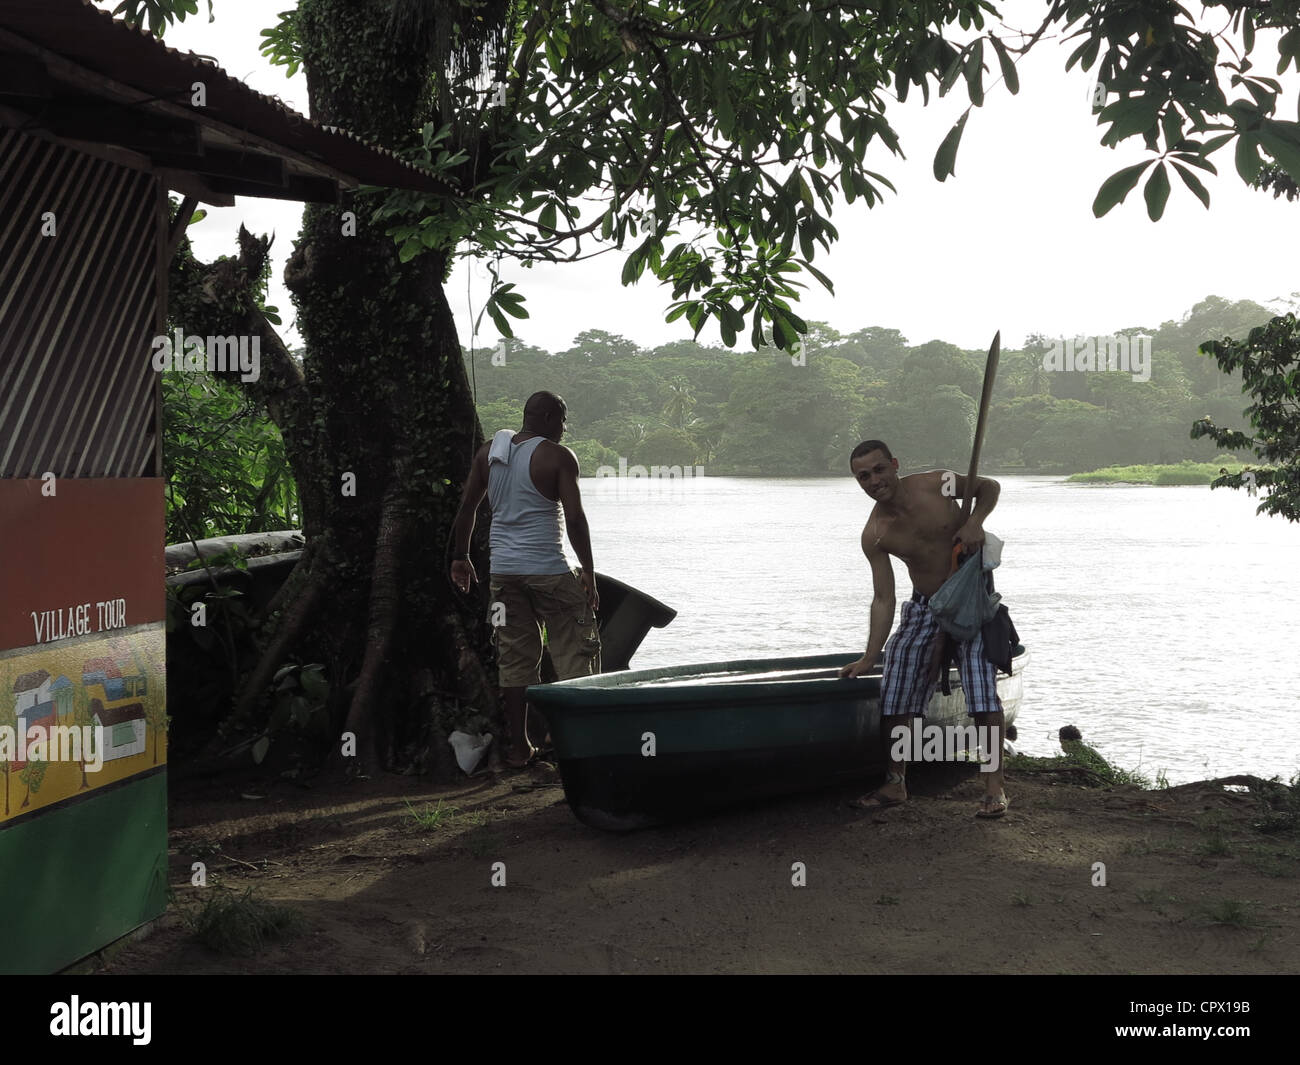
467, 295, 1269, 476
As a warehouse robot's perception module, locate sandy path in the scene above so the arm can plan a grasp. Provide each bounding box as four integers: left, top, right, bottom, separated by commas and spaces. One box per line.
104, 764, 1299, 974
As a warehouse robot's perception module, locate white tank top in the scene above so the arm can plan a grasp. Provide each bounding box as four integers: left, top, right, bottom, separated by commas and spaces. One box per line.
487, 435, 571, 575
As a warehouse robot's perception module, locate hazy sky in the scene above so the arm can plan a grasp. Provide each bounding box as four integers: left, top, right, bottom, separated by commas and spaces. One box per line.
149, 0, 1300, 355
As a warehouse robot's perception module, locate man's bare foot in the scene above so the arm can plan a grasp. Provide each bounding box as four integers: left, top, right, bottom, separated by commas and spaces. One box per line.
849, 772, 906, 809
975, 791, 1009, 818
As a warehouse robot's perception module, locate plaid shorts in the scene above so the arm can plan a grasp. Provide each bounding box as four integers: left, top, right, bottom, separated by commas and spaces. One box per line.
880, 592, 1003, 717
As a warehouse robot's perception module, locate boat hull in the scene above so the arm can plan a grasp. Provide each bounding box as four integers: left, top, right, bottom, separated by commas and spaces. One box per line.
528, 649, 1027, 831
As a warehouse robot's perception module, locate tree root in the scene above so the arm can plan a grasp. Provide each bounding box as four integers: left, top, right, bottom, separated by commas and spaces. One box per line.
217, 538, 335, 745
261, 539, 317, 624
340, 456, 412, 775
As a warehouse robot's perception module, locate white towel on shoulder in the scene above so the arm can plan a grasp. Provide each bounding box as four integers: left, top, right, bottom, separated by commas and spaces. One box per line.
487, 428, 515, 466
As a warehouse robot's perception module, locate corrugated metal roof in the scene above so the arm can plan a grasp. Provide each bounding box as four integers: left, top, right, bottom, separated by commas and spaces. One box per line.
0, 0, 453, 199
0, 128, 160, 479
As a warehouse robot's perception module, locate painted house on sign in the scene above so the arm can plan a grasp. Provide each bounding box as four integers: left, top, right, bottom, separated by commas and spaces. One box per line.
89, 699, 146, 761
0, 0, 449, 975
82, 655, 146, 702
12, 669, 71, 734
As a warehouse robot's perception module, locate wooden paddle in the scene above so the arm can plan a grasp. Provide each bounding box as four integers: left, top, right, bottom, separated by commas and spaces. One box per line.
927, 330, 1001, 686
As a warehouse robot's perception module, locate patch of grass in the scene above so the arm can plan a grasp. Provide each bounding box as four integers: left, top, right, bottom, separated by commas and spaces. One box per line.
1241, 846, 1300, 878
1250, 773, 1300, 835
875, 894, 900, 906
1067, 461, 1246, 486
1134, 889, 1180, 910
185, 887, 305, 955
1203, 899, 1260, 929
1195, 833, 1233, 858
1121, 835, 1186, 857
1007, 742, 1152, 789
404, 799, 457, 830
1011, 892, 1033, 908
403, 799, 489, 832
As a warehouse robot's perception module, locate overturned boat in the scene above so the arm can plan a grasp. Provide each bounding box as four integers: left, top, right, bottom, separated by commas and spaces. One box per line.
529, 646, 1027, 831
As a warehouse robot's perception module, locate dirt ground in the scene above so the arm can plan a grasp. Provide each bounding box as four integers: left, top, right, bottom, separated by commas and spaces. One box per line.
102, 762, 1300, 975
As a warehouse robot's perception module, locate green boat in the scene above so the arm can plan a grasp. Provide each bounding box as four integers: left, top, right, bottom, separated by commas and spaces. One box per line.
528, 647, 1028, 831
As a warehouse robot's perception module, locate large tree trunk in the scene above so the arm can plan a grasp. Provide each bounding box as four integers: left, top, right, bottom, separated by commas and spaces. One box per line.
255, 0, 500, 777
168, 0, 506, 779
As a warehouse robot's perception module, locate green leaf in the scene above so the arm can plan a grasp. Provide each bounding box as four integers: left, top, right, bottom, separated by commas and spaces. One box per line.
1235, 133, 1263, 183
800, 260, 835, 294
1257, 126, 1300, 181
539, 202, 557, 233
797, 172, 814, 210
1160, 108, 1183, 150
990, 35, 1019, 95
1170, 161, 1211, 208
487, 303, 514, 339
1099, 95, 1161, 144
940, 46, 966, 97
252, 736, 270, 764
964, 39, 985, 107
719, 316, 737, 347
1091, 160, 1152, 217
933, 110, 970, 181
621, 248, 645, 285
1143, 162, 1170, 220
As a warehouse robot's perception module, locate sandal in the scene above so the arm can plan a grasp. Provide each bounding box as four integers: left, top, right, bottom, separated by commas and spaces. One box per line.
976, 792, 1010, 819
848, 771, 906, 810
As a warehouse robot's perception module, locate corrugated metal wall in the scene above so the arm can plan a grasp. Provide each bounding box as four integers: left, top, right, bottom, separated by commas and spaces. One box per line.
0, 126, 160, 478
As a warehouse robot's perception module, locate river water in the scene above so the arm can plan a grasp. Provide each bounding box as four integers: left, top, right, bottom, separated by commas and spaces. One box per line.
580, 474, 1300, 785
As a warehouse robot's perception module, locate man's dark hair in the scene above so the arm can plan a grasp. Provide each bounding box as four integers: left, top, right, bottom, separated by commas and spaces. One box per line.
849, 439, 893, 467
523, 391, 566, 425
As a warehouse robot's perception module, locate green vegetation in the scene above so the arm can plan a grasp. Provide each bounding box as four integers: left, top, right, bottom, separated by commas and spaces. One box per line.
1007, 739, 1155, 789
162, 364, 299, 543
1203, 899, 1261, 929
402, 799, 487, 831
184, 887, 306, 955
1194, 312, 1300, 522
1068, 460, 1249, 485
468, 297, 1270, 478
165, 295, 1277, 535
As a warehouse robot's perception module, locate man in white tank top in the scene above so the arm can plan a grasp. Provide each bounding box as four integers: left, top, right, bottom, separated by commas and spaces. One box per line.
449, 391, 600, 767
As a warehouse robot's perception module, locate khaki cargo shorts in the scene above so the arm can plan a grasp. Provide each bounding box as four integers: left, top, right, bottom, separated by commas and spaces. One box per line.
489, 569, 601, 687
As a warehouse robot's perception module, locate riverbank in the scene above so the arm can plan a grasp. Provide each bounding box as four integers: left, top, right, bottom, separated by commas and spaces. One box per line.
1067, 460, 1248, 485
100, 759, 1299, 974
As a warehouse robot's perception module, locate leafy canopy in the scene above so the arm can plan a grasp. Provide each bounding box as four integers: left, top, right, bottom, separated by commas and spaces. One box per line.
130, 1, 1300, 353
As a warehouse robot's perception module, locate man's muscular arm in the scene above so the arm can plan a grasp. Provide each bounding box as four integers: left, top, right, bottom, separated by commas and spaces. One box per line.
555, 445, 599, 611
839, 524, 896, 679
952, 473, 1000, 549
449, 445, 490, 592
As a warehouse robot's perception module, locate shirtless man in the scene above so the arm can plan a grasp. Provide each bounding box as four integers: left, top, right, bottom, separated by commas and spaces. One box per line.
838, 439, 1009, 817
449, 391, 600, 767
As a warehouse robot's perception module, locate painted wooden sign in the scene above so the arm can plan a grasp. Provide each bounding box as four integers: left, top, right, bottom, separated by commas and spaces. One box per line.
0, 478, 167, 973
